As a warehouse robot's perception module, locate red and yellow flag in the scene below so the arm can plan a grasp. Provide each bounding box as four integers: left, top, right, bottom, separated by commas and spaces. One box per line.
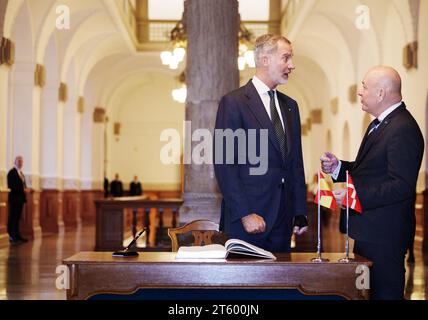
314, 172, 337, 210
342, 173, 362, 213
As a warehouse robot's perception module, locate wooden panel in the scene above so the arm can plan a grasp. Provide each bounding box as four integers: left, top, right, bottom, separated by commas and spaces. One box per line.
80, 190, 103, 223
95, 198, 183, 251
63, 252, 372, 300
63, 190, 81, 228
95, 207, 124, 251
0, 190, 9, 247
20, 190, 41, 240
39, 189, 63, 234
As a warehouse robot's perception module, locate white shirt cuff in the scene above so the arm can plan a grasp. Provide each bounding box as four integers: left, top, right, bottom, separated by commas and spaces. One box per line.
330, 160, 342, 180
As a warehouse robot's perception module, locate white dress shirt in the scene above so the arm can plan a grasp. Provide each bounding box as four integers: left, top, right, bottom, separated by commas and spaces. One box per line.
251, 76, 285, 131
331, 101, 403, 180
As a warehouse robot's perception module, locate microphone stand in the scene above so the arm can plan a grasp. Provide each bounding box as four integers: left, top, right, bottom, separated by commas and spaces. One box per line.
112, 228, 146, 257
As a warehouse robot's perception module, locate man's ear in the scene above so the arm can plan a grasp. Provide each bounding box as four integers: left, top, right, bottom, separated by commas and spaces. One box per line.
261, 55, 269, 67
378, 88, 386, 102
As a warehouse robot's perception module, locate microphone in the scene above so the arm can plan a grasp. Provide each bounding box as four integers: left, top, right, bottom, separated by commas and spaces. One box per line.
112, 228, 146, 257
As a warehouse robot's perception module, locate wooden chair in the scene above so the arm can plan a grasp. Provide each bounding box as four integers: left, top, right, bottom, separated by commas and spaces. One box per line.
168, 219, 228, 252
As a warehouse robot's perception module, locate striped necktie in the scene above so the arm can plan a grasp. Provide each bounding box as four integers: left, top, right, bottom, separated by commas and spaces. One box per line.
368, 118, 380, 136
268, 90, 287, 160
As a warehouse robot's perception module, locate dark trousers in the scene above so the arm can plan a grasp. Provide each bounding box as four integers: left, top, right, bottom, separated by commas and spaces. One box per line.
251, 188, 292, 253
353, 240, 406, 300
7, 201, 24, 240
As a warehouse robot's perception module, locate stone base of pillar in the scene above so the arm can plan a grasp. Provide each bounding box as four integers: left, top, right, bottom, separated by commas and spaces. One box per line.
179, 192, 222, 225
21, 190, 42, 240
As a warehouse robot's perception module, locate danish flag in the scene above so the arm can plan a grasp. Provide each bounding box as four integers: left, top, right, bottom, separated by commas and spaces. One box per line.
342, 173, 362, 213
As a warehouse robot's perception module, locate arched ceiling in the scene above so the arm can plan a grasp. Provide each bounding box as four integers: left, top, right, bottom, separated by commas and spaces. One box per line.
4, 0, 420, 120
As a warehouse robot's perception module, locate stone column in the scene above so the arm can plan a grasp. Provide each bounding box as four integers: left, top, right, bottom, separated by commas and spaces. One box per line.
179, 0, 239, 224
135, 0, 149, 43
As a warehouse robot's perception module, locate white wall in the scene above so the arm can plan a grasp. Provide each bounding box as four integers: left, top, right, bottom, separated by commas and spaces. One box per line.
108, 72, 184, 190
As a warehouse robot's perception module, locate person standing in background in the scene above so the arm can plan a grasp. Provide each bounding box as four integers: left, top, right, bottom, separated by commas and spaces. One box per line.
130, 175, 143, 196
110, 173, 124, 197
7, 156, 29, 245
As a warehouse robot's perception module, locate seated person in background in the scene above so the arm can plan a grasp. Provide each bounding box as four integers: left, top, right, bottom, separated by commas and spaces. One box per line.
110, 173, 124, 197
130, 175, 143, 196
103, 177, 109, 198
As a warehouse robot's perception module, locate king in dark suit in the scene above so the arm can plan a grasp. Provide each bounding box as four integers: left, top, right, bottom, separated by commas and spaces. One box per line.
7, 156, 28, 244
214, 34, 308, 252
321, 66, 424, 299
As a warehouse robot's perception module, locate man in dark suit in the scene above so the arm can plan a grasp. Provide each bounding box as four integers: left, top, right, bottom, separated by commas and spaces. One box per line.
130, 175, 143, 196
7, 156, 28, 245
110, 173, 124, 197
321, 66, 424, 299
214, 34, 308, 253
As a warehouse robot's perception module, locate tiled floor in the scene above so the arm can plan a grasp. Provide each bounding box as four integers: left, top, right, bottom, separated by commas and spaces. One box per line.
0, 222, 426, 300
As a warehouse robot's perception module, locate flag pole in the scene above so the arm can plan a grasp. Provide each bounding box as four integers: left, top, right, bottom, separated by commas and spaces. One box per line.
339, 171, 353, 263
312, 170, 328, 263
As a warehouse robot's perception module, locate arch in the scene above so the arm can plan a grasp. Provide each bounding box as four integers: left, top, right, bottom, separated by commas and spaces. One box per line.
80, 88, 94, 189
77, 36, 127, 95
7, 1, 35, 173
362, 112, 372, 138
62, 59, 78, 188
342, 122, 350, 160
326, 130, 332, 152
2, 0, 24, 38
59, 11, 116, 81
40, 33, 60, 188
0, 0, 8, 37
382, 2, 409, 71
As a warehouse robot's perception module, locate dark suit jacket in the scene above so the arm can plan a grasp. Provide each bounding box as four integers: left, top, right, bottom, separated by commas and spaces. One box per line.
130, 182, 143, 196
110, 180, 124, 197
335, 103, 424, 248
214, 80, 307, 240
7, 168, 26, 204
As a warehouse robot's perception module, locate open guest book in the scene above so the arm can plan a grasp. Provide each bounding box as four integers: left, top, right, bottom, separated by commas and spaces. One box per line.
175, 238, 276, 260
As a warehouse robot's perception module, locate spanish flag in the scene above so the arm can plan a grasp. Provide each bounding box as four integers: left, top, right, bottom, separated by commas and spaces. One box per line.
314, 171, 337, 210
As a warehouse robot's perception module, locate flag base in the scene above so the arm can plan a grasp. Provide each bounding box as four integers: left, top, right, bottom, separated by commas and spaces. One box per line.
311, 256, 329, 263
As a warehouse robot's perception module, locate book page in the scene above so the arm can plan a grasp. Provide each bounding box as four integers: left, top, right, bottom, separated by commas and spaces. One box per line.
225, 239, 276, 259
175, 244, 227, 259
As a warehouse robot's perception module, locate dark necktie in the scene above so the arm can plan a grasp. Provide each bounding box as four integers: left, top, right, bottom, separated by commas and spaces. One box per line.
367, 118, 380, 135
268, 90, 287, 160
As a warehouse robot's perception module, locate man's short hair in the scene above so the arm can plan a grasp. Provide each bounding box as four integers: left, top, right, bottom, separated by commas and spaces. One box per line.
254, 34, 291, 67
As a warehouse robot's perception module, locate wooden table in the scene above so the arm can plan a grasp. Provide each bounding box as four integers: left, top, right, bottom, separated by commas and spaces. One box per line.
63, 252, 372, 300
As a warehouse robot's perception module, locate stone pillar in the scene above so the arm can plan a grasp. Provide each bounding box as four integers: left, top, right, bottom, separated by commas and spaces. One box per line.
179, 0, 239, 224
0, 0, 8, 39
135, 0, 149, 43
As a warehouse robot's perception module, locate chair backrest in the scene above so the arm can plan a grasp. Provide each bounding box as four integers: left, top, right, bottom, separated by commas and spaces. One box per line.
168, 219, 228, 252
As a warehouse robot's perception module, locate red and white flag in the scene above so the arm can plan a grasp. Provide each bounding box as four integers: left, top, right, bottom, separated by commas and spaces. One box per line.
342, 173, 362, 213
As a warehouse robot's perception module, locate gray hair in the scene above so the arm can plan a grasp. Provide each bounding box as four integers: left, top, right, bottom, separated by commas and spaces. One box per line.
254, 34, 291, 67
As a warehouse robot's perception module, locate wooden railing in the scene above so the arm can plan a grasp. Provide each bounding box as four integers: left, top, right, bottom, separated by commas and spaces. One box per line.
94, 196, 183, 251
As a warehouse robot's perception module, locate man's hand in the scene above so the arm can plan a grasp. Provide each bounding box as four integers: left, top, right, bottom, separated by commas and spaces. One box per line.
320, 152, 339, 174
241, 213, 266, 234
293, 215, 308, 236
333, 189, 346, 208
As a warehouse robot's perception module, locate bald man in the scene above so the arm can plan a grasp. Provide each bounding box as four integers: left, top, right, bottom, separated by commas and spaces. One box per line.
320, 66, 424, 300
7, 156, 29, 244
